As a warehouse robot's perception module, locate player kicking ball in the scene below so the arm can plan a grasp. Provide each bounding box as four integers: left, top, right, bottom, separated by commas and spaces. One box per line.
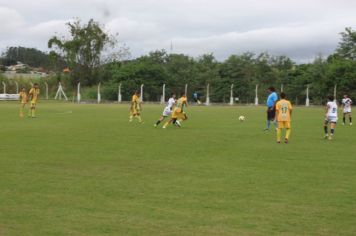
324, 95, 338, 140
275, 92, 292, 144
129, 90, 143, 123
341, 94, 352, 126
154, 93, 176, 127
163, 92, 188, 129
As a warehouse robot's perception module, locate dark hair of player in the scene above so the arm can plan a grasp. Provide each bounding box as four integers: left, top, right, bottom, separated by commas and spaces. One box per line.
327, 95, 334, 101
33, 83, 38, 86
280, 92, 286, 99
181, 91, 186, 96
171, 93, 176, 97
268, 86, 275, 92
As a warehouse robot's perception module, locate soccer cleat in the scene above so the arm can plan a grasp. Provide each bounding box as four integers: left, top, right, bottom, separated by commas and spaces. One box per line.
154, 124, 157, 127
175, 121, 181, 127
350, 123, 353, 126
263, 128, 269, 132
284, 138, 289, 144
328, 135, 333, 140
277, 141, 281, 144
324, 135, 328, 139
162, 126, 167, 129
342, 123, 345, 125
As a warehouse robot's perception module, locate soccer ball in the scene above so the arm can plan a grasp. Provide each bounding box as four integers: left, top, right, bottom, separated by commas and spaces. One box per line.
238, 115, 245, 121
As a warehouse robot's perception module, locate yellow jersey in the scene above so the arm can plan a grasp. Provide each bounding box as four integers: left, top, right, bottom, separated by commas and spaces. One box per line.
176, 96, 187, 111
19, 91, 28, 104
276, 99, 292, 122
29, 88, 40, 103
131, 95, 140, 110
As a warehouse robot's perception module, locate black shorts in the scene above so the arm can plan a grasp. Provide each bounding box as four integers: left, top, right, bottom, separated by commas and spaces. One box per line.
267, 107, 276, 120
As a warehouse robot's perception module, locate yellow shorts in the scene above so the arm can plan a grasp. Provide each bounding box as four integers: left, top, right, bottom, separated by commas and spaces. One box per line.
172, 108, 187, 120
130, 108, 140, 116
278, 121, 291, 129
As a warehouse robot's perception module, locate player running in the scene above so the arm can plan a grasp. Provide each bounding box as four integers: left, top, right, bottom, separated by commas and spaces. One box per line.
324, 95, 338, 140
154, 93, 176, 127
28, 83, 40, 118
129, 91, 143, 123
275, 92, 292, 144
19, 87, 28, 118
162, 92, 188, 129
341, 94, 352, 126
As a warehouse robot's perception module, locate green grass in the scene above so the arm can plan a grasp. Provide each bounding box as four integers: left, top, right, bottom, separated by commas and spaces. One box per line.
1, 102, 356, 236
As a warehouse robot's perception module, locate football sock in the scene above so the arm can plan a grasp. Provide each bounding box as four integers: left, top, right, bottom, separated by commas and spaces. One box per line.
324, 126, 328, 134
331, 129, 335, 135
343, 117, 346, 123
286, 128, 291, 140
163, 121, 169, 128
137, 116, 142, 122
277, 128, 282, 142
129, 115, 133, 121
266, 120, 271, 129
273, 120, 277, 128
350, 117, 352, 123
172, 118, 177, 124
155, 120, 161, 125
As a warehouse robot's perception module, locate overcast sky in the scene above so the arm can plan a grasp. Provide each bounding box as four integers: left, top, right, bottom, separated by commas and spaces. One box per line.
1, 0, 355, 62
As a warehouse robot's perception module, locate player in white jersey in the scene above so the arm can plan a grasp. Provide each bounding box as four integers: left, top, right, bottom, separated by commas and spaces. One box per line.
154, 93, 176, 127
341, 94, 352, 125
324, 95, 338, 140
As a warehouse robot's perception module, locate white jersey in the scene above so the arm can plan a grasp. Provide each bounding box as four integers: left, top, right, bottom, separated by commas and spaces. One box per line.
326, 102, 337, 122
342, 98, 352, 113
166, 98, 176, 110
162, 98, 176, 116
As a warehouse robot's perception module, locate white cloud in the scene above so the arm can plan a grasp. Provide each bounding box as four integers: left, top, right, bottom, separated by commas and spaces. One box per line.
0, 6, 24, 35
106, 17, 160, 42
26, 20, 68, 39
0, 0, 356, 62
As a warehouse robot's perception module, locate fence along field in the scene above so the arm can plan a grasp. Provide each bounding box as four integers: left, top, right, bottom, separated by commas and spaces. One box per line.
0, 79, 337, 106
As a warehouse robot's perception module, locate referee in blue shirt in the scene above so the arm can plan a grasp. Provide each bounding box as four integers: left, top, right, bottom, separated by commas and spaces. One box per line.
265, 86, 278, 131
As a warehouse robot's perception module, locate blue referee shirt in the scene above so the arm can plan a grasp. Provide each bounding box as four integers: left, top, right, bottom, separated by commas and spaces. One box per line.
267, 92, 278, 108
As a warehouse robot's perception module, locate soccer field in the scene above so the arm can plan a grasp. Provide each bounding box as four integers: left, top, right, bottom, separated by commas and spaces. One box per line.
1, 102, 356, 235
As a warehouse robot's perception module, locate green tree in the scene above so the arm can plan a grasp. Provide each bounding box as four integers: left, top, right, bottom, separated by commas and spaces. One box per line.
0, 46, 55, 69
48, 19, 116, 86
336, 27, 356, 60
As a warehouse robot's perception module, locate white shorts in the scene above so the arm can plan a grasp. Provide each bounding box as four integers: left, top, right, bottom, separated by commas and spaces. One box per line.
325, 116, 338, 123
343, 108, 351, 114
162, 107, 172, 117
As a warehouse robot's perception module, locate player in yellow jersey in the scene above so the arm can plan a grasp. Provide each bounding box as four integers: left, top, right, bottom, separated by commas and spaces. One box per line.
19, 87, 28, 118
129, 90, 143, 123
275, 92, 292, 144
28, 83, 40, 118
163, 92, 188, 128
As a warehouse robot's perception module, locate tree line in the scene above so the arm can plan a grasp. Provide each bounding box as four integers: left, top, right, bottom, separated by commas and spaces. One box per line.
0, 19, 355, 104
